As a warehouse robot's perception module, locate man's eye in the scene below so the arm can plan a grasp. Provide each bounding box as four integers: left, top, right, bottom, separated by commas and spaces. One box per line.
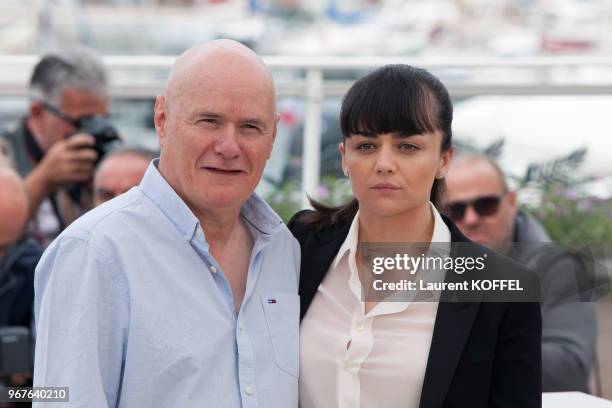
199, 118, 217, 124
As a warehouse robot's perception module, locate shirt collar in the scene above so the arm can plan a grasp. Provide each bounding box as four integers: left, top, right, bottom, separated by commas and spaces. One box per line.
430, 202, 452, 253
139, 159, 283, 243
332, 203, 452, 314
240, 192, 284, 237
333, 202, 451, 269
332, 209, 360, 270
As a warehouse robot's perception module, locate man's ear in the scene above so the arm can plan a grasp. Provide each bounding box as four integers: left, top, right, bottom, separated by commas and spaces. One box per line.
29, 100, 44, 119
154, 95, 167, 148
507, 190, 518, 212
265, 113, 280, 160
272, 112, 280, 143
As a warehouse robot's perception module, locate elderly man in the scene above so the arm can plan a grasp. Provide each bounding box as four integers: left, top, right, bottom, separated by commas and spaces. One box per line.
34, 40, 300, 407
1, 48, 109, 245
445, 154, 597, 393
93, 147, 154, 206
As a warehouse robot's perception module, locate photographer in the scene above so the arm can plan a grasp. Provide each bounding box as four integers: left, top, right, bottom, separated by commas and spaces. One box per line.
1, 48, 116, 246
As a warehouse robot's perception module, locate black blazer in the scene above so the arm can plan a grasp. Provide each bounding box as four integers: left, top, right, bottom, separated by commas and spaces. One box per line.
289, 210, 542, 408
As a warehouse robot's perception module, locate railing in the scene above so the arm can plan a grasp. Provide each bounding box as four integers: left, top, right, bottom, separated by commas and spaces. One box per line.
2, 55, 612, 207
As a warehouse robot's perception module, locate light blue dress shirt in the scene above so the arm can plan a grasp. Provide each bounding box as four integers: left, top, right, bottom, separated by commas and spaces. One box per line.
33, 160, 300, 407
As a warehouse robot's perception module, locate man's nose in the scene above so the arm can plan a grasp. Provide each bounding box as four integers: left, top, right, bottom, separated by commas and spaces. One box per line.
214, 127, 241, 159
462, 205, 481, 226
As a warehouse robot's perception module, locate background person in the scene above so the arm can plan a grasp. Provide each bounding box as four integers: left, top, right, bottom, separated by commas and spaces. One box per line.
0, 168, 43, 390
93, 147, 154, 206
445, 153, 597, 392
0, 48, 109, 246
290, 65, 541, 408
33, 40, 300, 407
0, 168, 39, 327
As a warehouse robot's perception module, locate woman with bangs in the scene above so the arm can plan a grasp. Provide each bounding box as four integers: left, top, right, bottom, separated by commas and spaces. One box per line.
289, 65, 541, 408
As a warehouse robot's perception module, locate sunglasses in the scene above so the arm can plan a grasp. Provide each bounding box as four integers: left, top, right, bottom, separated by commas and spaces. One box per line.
447, 194, 505, 221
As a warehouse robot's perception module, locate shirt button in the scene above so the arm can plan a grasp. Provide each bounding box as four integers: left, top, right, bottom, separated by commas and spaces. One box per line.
356, 323, 364, 331
210, 266, 217, 273
344, 360, 357, 370
245, 384, 254, 395
238, 322, 243, 331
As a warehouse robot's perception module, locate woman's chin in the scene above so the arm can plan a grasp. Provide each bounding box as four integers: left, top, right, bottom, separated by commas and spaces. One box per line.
360, 200, 426, 220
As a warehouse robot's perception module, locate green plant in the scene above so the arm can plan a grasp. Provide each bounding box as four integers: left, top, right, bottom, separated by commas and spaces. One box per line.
265, 175, 353, 223
523, 185, 612, 244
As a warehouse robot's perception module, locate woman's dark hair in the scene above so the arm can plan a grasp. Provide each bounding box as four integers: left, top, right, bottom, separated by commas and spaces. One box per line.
302, 64, 453, 228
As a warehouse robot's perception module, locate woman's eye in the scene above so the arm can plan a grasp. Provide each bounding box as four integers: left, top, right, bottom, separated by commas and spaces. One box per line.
399, 143, 419, 151
357, 143, 376, 151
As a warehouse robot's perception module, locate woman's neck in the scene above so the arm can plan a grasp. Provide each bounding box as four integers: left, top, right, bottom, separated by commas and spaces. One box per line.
358, 203, 435, 244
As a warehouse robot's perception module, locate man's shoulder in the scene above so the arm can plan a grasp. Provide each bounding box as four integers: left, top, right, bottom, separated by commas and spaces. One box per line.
271, 220, 301, 249
59, 188, 151, 243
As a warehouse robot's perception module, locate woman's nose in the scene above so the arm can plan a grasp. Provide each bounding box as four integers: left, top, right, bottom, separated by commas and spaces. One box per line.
374, 149, 396, 174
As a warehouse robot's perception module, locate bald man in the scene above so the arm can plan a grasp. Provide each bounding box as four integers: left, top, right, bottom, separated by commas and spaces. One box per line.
93, 148, 154, 206
33, 40, 300, 407
0, 168, 42, 350
445, 154, 597, 393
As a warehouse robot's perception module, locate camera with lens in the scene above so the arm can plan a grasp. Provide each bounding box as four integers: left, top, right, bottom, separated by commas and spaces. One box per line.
67, 116, 123, 203
74, 115, 123, 162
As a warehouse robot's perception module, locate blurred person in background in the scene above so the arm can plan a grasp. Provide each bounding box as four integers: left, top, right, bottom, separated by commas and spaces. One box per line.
445, 153, 597, 393
0, 48, 109, 246
0, 167, 43, 390
93, 147, 154, 206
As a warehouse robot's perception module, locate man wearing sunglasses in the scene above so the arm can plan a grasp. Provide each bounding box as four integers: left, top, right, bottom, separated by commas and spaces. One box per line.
0, 48, 108, 246
445, 153, 597, 394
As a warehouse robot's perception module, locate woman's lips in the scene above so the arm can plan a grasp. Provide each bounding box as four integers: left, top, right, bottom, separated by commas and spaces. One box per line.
371, 182, 400, 191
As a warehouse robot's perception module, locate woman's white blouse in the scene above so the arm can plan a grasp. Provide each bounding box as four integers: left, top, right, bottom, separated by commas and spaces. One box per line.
300, 204, 451, 408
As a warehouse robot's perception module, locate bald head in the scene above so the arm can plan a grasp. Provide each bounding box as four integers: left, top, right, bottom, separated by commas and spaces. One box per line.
94, 149, 153, 206
164, 39, 276, 112
448, 154, 508, 192
0, 169, 29, 257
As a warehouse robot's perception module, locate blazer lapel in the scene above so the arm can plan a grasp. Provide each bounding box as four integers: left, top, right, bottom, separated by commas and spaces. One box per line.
299, 219, 352, 320
419, 216, 482, 408
419, 301, 480, 408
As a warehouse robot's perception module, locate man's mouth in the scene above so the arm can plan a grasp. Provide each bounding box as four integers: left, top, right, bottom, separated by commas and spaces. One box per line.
203, 166, 244, 175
